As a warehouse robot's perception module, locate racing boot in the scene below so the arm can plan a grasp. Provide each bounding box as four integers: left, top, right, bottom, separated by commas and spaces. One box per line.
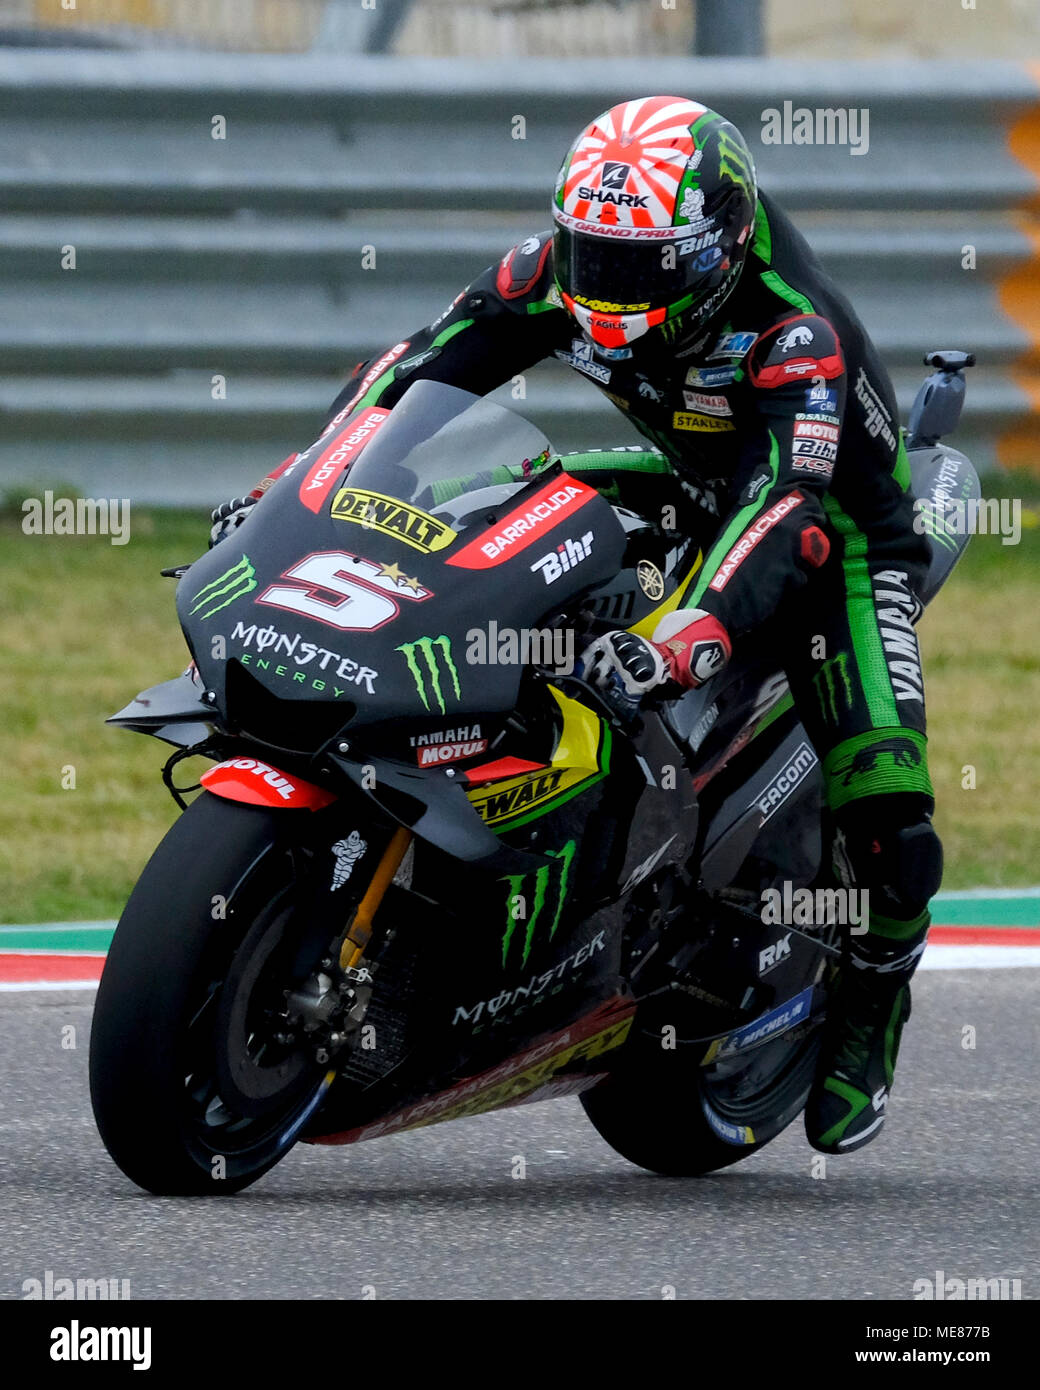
804, 918, 928, 1154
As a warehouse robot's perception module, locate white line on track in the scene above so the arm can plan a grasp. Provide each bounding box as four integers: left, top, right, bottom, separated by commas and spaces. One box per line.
2, 945, 1038, 994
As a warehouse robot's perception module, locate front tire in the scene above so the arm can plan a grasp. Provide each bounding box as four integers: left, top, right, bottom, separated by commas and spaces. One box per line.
89, 793, 335, 1195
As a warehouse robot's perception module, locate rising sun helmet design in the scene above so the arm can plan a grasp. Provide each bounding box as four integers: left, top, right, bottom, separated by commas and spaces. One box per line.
552, 95, 758, 356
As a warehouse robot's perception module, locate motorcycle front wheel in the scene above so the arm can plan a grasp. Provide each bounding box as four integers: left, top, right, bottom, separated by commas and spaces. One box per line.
89, 792, 341, 1195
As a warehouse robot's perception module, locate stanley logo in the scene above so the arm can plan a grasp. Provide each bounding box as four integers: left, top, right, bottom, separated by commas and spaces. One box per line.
672, 410, 736, 434
330, 488, 457, 554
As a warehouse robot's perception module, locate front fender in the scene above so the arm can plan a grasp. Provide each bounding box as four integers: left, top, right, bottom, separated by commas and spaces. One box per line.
200, 758, 337, 811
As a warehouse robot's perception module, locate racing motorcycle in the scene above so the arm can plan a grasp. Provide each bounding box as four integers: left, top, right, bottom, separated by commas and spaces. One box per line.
89, 353, 979, 1195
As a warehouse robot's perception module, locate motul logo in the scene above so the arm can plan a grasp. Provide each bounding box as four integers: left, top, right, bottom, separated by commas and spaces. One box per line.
794, 419, 839, 443
223, 758, 296, 800
709, 493, 805, 592
416, 739, 488, 767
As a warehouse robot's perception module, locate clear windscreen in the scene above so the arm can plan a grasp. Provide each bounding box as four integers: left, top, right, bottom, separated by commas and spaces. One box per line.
343, 380, 556, 517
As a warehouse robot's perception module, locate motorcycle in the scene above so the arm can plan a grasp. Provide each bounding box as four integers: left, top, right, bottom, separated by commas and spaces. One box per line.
89, 352, 979, 1194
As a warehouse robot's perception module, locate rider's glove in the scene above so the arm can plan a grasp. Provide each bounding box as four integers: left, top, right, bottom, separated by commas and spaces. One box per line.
652, 609, 732, 688
208, 453, 301, 547
580, 630, 668, 714
580, 609, 732, 713
209, 495, 258, 548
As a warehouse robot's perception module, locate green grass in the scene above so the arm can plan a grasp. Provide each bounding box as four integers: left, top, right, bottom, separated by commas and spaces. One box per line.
917, 475, 1040, 888
0, 478, 1037, 923
0, 507, 209, 923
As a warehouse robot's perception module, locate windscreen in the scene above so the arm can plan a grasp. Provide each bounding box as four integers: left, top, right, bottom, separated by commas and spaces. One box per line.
342, 380, 556, 514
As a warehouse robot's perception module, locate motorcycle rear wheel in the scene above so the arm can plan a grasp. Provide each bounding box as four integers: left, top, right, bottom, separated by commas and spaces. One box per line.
580, 1008, 823, 1176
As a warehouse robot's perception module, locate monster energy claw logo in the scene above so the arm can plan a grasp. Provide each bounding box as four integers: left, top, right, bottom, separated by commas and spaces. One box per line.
813, 651, 852, 724
189, 553, 257, 619
716, 126, 755, 200
501, 840, 576, 968
396, 635, 461, 715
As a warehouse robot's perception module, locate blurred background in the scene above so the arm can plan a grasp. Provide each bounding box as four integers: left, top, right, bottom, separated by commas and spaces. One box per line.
0, 0, 1037, 923
3, 0, 1040, 58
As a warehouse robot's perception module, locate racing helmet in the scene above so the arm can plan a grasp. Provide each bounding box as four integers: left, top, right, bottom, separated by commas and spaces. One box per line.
552, 96, 758, 356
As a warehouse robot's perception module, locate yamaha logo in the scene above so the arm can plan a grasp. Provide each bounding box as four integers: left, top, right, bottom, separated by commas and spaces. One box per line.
636, 560, 665, 601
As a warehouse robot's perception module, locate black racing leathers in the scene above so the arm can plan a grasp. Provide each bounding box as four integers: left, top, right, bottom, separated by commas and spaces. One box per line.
322, 192, 937, 843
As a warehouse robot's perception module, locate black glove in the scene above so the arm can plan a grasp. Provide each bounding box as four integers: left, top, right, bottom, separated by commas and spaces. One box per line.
577, 630, 668, 716
209, 495, 258, 548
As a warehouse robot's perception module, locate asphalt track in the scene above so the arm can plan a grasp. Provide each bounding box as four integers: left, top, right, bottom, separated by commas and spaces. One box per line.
1, 968, 1036, 1301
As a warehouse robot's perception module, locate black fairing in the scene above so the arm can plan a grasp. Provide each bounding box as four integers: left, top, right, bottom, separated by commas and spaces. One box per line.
175, 382, 627, 747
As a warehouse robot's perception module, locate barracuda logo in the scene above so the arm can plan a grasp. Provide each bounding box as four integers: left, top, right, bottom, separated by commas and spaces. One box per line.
500, 840, 577, 968
188, 553, 257, 619
396, 635, 461, 715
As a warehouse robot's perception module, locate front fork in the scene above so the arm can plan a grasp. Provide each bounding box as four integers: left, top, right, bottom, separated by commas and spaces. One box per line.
280, 824, 415, 1068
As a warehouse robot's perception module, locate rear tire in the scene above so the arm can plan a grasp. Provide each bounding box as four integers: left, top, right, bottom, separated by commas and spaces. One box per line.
580, 1009, 823, 1176
89, 793, 335, 1195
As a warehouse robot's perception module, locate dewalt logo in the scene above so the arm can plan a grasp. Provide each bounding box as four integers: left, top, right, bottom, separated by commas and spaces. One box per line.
468, 768, 567, 827
396, 635, 461, 715
330, 488, 457, 554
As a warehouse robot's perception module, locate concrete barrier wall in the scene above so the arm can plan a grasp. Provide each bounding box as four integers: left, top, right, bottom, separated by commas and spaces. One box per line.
2, 53, 1039, 503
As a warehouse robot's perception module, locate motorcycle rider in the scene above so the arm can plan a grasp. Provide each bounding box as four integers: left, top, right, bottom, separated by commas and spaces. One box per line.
213, 96, 943, 1154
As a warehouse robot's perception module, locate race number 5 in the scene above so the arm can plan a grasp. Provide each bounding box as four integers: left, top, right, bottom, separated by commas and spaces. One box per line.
257, 550, 430, 632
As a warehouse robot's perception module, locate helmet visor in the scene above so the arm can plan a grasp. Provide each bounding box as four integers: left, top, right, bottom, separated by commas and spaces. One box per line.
553, 216, 730, 317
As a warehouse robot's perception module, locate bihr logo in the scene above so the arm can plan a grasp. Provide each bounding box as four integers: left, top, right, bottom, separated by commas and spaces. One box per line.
530, 531, 594, 584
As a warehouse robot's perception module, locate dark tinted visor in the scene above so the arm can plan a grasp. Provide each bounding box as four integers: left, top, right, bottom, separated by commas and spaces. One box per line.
553, 222, 728, 313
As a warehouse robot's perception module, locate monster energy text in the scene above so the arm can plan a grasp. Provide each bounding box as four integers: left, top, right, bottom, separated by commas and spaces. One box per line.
453, 930, 606, 1029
